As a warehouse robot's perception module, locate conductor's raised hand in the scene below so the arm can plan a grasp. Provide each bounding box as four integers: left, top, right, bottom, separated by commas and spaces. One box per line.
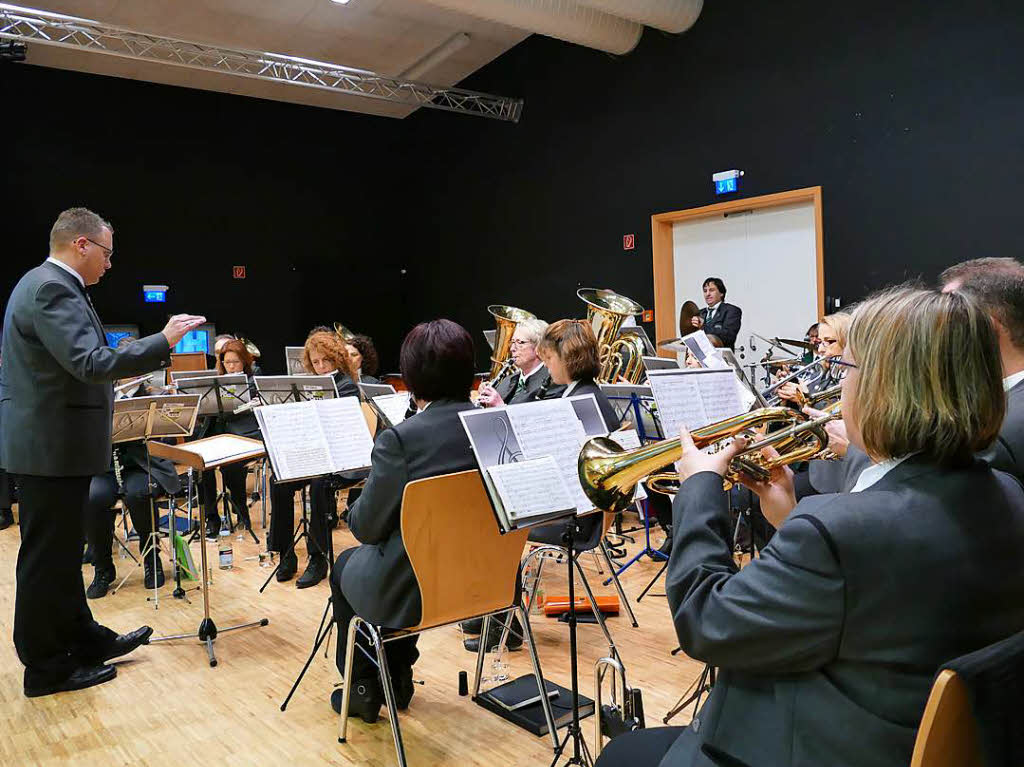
674, 426, 747, 482
161, 314, 207, 347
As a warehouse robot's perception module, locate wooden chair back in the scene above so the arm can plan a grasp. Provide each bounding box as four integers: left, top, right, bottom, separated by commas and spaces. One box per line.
910, 669, 983, 767
169, 351, 208, 372
360, 402, 378, 435
401, 470, 528, 632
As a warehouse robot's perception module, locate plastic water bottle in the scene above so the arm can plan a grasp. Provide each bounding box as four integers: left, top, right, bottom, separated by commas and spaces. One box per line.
218, 529, 233, 570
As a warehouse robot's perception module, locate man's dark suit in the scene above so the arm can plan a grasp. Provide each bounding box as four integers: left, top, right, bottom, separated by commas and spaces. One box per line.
330, 398, 478, 678
982, 377, 1024, 479
626, 457, 1024, 767
0, 261, 170, 686
495, 364, 550, 405
699, 302, 742, 348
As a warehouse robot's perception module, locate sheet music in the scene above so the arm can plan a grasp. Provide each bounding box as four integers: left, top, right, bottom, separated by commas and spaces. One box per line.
373, 392, 410, 427
256, 404, 332, 479
487, 457, 575, 522
648, 369, 744, 437
506, 399, 593, 514
184, 435, 266, 466
317, 397, 374, 472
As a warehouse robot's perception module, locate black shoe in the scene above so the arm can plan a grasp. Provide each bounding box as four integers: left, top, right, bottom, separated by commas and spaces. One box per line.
394, 667, 415, 710
90, 626, 154, 665
330, 678, 383, 723
276, 550, 298, 582
205, 515, 221, 538
463, 614, 523, 653
86, 566, 116, 600
0, 508, 14, 530
143, 556, 165, 589
658, 534, 673, 557
296, 554, 328, 589
82, 546, 94, 565
25, 664, 116, 698
460, 617, 483, 635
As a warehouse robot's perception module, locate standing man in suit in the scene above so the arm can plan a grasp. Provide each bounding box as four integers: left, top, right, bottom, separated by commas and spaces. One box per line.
477, 318, 561, 407
0, 207, 204, 697
690, 277, 742, 348
941, 257, 1024, 480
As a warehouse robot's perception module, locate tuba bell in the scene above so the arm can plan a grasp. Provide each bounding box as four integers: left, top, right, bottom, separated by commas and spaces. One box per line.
579, 406, 840, 513
577, 288, 646, 384
487, 305, 537, 381
334, 322, 355, 342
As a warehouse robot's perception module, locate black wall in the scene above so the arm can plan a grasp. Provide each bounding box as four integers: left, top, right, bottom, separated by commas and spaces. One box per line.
3, 0, 1022, 370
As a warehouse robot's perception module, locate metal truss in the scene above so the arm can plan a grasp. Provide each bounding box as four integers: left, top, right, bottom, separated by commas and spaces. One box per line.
0, 3, 523, 122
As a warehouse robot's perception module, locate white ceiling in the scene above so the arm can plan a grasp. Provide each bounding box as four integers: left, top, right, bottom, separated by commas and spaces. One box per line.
13, 0, 531, 118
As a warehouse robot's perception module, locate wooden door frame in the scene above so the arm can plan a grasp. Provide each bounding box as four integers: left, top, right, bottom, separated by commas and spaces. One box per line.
651, 186, 824, 354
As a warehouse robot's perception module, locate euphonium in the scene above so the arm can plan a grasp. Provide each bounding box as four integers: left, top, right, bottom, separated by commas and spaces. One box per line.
487, 304, 536, 381
577, 288, 645, 384
579, 407, 840, 513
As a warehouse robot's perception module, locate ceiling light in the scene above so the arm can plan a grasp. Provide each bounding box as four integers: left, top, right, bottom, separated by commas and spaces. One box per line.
329, 0, 350, 5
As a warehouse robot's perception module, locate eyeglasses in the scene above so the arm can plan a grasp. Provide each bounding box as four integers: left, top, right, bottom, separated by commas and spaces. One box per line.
85, 237, 113, 258
827, 356, 858, 379
510, 339, 534, 347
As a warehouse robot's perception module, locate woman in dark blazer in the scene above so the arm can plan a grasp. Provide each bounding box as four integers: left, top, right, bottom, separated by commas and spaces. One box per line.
534, 318, 619, 430
345, 334, 381, 385
268, 330, 360, 587
596, 286, 1024, 767
329, 319, 478, 722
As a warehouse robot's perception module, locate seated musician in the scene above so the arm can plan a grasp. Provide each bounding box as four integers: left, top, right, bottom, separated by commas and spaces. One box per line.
199, 339, 260, 536
345, 334, 381, 385
329, 319, 478, 721
267, 330, 359, 587
476, 318, 557, 407
775, 312, 850, 409
532, 319, 619, 428
596, 285, 1024, 767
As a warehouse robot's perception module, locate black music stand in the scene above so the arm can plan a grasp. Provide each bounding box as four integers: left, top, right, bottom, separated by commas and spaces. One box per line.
176, 373, 258, 541
108, 394, 200, 608
147, 435, 270, 667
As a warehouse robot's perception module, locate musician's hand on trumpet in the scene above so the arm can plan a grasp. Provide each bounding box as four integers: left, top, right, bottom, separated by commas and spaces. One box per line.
673, 426, 749, 482
802, 405, 849, 457
476, 381, 504, 408
734, 443, 798, 529
776, 381, 807, 406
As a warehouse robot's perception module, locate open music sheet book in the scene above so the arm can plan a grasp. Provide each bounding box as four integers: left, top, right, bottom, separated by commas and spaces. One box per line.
647, 368, 745, 437
183, 435, 266, 466
255, 396, 373, 482
460, 394, 607, 533
372, 392, 411, 427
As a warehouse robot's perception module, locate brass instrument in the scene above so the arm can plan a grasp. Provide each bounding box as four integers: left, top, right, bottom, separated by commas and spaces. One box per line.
577, 288, 645, 384
236, 337, 261, 358
678, 300, 700, 336
334, 322, 355, 342
580, 407, 840, 513
487, 304, 536, 381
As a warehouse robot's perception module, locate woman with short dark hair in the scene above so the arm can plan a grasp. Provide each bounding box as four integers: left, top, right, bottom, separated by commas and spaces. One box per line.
346, 334, 380, 385
597, 286, 1024, 767
328, 319, 478, 721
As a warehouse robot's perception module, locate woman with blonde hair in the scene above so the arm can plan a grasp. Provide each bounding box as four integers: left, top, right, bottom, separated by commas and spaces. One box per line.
776, 312, 851, 408
596, 286, 1024, 767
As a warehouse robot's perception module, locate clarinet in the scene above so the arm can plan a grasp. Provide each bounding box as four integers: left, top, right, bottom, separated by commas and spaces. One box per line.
112, 447, 125, 496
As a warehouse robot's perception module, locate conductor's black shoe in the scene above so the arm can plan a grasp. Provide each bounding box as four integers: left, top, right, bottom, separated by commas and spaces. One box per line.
86, 566, 116, 599
331, 678, 383, 724
276, 551, 298, 582
296, 554, 328, 589
0, 508, 14, 530
24, 664, 116, 698
143, 556, 165, 589
460, 617, 483, 635
90, 626, 154, 665
463, 614, 523, 653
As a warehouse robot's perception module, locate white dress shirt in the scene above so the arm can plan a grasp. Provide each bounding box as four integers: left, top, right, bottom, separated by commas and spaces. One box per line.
561, 380, 581, 398
850, 454, 914, 493
45, 256, 85, 287
1004, 370, 1024, 393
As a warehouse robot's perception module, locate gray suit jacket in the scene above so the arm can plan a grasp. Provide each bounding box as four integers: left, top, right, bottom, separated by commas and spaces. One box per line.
0, 262, 171, 476
663, 457, 1024, 767
496, 365, 550, 405
981, 378, 1024, 480
340, 398, 478, 628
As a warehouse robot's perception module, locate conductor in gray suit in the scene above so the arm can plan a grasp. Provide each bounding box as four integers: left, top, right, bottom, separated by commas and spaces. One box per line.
596, 286, 1024, 767
0, 208, 204, 697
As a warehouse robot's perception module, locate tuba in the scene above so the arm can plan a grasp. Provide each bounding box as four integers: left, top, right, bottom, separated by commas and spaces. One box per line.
334, 322, 355, 342
487, 305, 536, 382
577, 288, 646, 384
579, 406, 840, 513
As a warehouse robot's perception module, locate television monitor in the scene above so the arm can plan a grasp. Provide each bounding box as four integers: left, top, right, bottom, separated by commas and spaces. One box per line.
104, 323, 140, 348
172, 322, 216, 354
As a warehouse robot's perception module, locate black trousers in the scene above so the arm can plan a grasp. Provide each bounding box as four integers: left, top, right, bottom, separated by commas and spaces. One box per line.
593, 726, 686, 767
14, 475, 117, 686
84, 470, 160, 570
267, 478, 332, 557
0, 467, 13, 510
330, 547, 419, 680
200, 462, 251, 527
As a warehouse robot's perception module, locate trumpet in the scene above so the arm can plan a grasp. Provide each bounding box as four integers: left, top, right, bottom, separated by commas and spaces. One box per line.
579, 406, 841, 513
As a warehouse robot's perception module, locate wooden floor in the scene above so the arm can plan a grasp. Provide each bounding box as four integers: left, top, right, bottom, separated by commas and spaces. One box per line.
0, 498, 704, 767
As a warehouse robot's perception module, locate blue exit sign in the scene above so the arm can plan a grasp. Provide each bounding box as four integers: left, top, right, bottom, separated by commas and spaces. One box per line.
715, 177, 738, 195
144, 290, 166, 303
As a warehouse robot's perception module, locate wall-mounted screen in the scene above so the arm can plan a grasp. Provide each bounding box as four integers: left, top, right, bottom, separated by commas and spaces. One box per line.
172, 322, 216, 354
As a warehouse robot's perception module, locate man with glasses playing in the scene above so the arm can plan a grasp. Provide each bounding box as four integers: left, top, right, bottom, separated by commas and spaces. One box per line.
476, 318, 563, 407
0, 207, 204, 697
